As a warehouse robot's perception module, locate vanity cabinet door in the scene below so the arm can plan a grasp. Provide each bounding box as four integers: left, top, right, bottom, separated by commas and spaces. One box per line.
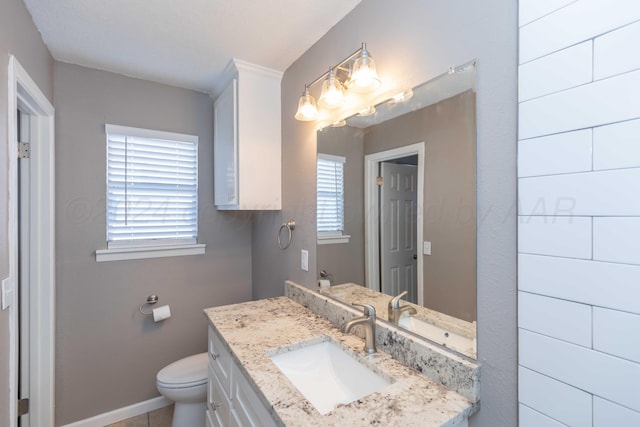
207, 364, 231, 426
208, 327, 232, 395
231, 363, 278, 427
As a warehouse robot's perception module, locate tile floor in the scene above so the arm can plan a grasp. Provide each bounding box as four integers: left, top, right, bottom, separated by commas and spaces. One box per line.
104, 404, 173, 427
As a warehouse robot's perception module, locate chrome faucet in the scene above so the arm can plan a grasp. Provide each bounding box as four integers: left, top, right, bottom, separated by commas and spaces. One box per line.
388, 290, 417, 325
341, 303, 377, 354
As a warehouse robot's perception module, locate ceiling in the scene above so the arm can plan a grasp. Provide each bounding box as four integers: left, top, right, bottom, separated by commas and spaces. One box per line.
23, 0, 362, 94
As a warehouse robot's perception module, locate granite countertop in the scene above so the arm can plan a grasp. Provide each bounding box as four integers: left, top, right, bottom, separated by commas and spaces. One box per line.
204, 297, 477, 427
320, 283, 477, 340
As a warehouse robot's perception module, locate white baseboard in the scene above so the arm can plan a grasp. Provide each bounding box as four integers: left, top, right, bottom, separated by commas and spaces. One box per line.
60, 396, 172, 427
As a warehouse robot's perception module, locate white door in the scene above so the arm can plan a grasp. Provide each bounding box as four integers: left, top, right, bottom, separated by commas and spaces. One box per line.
380, 162, 418, 303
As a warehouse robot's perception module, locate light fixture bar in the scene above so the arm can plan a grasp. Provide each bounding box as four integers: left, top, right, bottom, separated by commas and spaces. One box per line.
303, 45, 365, 90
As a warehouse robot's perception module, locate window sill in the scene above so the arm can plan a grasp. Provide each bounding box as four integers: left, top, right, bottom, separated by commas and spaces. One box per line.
317, 234, 351, 245
95, 243, 206, 262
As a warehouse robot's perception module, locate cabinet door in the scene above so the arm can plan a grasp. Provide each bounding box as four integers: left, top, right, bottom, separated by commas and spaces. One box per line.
208, 364, 231, 426
231, 363, 278, 427
214, 78, 238, 207
209, 327, 232, 395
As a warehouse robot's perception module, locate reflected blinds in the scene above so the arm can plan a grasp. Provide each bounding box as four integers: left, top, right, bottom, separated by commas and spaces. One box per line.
317, 153, 345, 233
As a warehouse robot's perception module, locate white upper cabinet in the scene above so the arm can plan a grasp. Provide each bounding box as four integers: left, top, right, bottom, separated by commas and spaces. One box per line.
214, 59, 283, 210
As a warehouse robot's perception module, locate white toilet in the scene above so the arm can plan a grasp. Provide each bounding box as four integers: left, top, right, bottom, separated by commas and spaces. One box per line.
156, 353, 208, 427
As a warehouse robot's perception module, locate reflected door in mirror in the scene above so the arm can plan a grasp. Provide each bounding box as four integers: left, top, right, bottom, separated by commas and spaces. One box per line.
380, 162, 418, 303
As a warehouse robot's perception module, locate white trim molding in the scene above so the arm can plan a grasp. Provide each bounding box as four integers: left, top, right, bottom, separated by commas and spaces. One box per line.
60, 396, 172, 427
8, 55, 56, 427
364, 142, 425, 305
96, 243, 206, 262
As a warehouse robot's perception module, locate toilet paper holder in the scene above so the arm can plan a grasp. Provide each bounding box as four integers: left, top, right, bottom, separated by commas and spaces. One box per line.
139, 294, 159, 315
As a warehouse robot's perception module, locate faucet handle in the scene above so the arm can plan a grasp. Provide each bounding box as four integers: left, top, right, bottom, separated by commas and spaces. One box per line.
389, 290, 409, 309
352, 303, 376, 318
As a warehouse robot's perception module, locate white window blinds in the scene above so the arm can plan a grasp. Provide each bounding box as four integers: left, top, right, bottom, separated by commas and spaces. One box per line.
317, 153, 345, 233
106, 125, 198, 247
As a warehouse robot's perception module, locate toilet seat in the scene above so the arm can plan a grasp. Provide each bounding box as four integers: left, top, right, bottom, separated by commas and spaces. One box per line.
156, 353, 208, 389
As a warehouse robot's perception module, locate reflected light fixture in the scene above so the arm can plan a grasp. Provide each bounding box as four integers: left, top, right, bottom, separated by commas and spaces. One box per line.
294, 42, 382, 122
294, 85, 318, 121
357, 105, 376, 116
391, 89, 414, 103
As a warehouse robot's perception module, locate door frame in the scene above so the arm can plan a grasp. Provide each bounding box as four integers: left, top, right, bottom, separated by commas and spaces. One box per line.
364, 142, 424, 305
8, 55, 56, 427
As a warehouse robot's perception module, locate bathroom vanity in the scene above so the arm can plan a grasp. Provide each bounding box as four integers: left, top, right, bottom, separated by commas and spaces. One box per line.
204, 291, 478, 426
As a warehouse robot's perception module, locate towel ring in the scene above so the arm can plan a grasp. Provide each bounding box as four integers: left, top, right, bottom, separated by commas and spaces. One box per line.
139, 294, 159, 315
277, 220, 296, 250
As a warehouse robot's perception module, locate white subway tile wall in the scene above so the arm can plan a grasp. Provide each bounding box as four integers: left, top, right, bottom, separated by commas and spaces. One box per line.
519, 366, 592, 426
519, 404, 567, 427
518, 0, 640, 424
518, 129, 592, 178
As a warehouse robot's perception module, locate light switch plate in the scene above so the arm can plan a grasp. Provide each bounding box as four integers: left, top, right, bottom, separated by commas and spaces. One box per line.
301, 250, 309, 272
2, 277, 13, 310
423, 241, 432, 256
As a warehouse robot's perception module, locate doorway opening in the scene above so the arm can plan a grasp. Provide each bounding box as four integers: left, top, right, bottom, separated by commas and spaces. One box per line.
364, 142, 424, 305
8, 56, 56, 427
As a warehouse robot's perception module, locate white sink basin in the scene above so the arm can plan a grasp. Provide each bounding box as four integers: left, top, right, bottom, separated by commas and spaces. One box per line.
398, 316, 475, 356
269, 339, 391, 414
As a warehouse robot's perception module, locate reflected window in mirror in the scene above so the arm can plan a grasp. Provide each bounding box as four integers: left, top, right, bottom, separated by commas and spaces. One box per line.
317, 153, 349, 245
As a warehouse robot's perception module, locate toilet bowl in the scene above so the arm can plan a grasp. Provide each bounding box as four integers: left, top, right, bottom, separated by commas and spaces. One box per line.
156, 353, 208, 427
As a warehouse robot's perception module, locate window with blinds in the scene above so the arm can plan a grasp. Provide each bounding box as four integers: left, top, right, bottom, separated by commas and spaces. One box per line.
317, 153, 346, 243
105, 124, 198, 248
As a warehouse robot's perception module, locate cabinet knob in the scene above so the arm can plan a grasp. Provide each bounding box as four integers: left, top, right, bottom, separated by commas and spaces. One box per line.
211, 352, 220, 360
210, 402, 223, 412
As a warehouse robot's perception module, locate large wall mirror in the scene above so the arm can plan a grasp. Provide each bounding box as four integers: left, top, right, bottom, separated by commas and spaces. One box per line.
316, 62, 477, 358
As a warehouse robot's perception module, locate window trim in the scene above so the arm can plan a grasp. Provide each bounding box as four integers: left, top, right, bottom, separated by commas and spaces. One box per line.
96, 124, 205, 262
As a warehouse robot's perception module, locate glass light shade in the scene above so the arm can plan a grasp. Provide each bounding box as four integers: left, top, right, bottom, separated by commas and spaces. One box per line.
391, 89, 414, 103
349, 44, 381, 93
358, 106, 376, 116
295, 86, 318, 121
319, 68, 344, 109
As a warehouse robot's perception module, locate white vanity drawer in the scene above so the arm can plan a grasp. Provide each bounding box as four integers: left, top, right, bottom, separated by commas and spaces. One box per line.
231, 363, 277, 427
208, 326, 232, 395
207, 363, 231, 426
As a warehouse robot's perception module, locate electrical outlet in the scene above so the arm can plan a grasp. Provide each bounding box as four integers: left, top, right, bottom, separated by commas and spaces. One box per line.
2, 277, 13, 310
301, 249, 309, 272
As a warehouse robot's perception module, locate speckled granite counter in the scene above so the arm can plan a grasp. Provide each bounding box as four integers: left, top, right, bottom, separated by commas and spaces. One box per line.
320, 283, 477, 359
205, 297, 477, 427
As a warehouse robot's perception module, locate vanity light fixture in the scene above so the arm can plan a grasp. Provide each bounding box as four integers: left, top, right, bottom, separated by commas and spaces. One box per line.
294, 85, 319, 121
294, 42, 382, 122
319, 67, 345, 109
348, 43, 381, 93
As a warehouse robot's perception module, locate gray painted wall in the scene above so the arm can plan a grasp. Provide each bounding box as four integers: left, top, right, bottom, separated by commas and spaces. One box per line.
0, 0, 53, 424
251, 1, 518, 426
54, 62, 253, 425
317, 126, 365, 286
364, 90, 477, 322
